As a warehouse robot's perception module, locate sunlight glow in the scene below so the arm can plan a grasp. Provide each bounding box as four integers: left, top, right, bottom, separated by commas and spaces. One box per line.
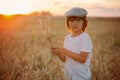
3, 15, 13, 20
0, 0, 33, 15
0, 0, 120, 16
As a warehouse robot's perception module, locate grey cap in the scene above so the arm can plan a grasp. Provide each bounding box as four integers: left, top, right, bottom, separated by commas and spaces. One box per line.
65, 7, 88, 17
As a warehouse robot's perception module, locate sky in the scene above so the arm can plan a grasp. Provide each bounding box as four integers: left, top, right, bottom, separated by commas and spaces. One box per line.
0, 0, 120, 17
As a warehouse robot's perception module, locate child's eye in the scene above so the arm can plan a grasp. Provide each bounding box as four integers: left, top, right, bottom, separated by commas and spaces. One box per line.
76, 18, 81, 21
69, 19, 74, 22
69, 18, 81, 22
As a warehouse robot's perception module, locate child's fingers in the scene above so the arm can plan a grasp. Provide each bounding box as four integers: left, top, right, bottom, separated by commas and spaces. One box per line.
50, 49, 56, 54
51, 52, 57, 55
51, 47, 57, 50
50, 47, 61, 55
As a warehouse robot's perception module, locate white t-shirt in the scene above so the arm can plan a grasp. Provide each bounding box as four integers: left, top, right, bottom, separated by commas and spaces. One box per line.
63, 32, 92, 80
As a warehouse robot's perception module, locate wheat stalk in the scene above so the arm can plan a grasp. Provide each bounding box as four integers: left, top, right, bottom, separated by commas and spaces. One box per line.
39, 16, 54, 47
38, 16, 62, 73
38, 15, 57, 64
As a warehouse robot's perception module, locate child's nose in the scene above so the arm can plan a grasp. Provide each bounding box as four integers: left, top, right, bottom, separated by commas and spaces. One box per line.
72, 20, 78, 24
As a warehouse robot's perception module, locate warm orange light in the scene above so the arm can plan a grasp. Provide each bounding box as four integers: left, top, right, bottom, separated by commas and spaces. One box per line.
0, 0, 33, 15
0, 14, 25, 31
3, 14, 13, 19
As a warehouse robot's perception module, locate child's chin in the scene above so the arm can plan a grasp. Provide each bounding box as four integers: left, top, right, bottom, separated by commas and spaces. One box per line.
71, 30, 77, 33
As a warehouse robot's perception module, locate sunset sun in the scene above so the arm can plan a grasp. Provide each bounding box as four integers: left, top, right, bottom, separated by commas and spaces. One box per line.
0, 0, 33, 15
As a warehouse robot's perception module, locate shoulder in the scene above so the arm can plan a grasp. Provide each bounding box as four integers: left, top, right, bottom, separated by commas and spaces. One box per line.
64, 34, 71, 40
80, 32, 92, 43
79, 33, 93, 52
80, 32, 91, 40
81, 32, 90, 38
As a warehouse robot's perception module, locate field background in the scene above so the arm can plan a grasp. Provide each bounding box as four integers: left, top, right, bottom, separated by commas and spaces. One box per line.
0, 15, 120, 80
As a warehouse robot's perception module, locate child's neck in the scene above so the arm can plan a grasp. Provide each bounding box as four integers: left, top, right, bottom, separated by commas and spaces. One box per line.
71, 31, 84, 37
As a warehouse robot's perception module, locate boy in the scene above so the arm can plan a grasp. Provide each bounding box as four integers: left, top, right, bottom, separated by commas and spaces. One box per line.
51, 7, 92, 80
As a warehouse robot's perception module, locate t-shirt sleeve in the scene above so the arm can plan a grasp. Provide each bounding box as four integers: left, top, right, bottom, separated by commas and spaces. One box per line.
80, 37, 92, 53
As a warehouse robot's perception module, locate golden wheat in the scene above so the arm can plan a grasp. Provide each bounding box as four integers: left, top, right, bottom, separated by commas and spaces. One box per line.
0, 16, 120, 80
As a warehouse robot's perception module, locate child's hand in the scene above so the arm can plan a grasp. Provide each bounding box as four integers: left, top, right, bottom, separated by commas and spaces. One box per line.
50, 47, 62, 55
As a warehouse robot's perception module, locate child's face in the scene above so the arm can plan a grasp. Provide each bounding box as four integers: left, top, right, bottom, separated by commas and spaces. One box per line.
68, 17, 83, 33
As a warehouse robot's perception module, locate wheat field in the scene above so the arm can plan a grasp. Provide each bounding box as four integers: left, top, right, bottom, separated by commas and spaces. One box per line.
0, 15, 120, 80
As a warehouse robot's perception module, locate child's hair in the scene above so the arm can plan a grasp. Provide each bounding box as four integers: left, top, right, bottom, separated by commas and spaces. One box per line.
65, 7, 88, 32
66, 16, 88, 31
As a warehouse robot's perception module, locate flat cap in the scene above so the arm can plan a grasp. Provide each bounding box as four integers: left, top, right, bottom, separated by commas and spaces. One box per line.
65, 7, 88, 17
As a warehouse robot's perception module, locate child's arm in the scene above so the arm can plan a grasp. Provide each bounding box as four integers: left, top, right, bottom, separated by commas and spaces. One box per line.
61, 48, 88, 63
51, 47, 88, 63
51, 47, 66, 62
57, 53, 66, 62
